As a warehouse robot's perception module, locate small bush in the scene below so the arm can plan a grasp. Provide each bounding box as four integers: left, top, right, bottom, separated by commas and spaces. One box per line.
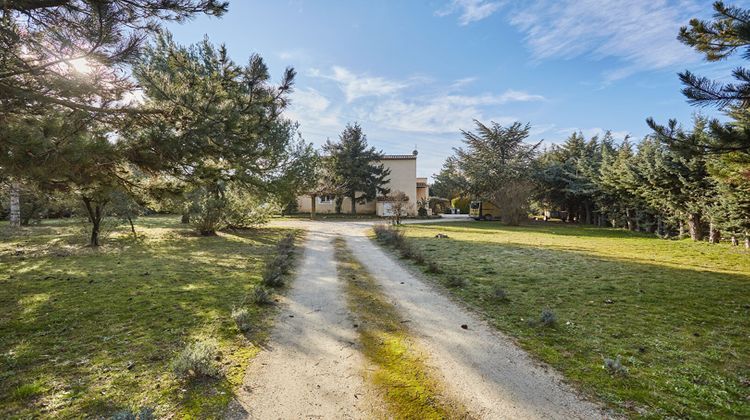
540, 309, 556, 327
275, 235, 295, 257
252, 286, 272, 305
172, 339, 220, 378
272, 254, 293, 274
232, 307, 253, 332
374, 224, 404, 247
412, 252, 426, 265
426, 261, 442, 274
446, 276, 466, 288
399, 245, 415, 259
262, 265, 284, 287
261, 233, 296, 288
603, 356, 629, 376
111, 407, 155, 420
491, 285, 508, 302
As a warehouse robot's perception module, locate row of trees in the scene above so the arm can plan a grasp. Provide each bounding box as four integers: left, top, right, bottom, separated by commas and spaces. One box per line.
535, 122, 749, 243
433, 1, 750, 246
1, 2, 317, 245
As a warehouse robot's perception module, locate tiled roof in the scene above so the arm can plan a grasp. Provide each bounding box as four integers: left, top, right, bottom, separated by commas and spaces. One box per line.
381, 154, 417, 160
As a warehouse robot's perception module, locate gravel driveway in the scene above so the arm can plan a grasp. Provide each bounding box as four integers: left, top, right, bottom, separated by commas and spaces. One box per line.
229, 218, 610, 419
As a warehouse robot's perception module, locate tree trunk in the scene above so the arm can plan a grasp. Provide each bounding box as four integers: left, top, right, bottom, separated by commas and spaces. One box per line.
350, 193, 356, 214
626, 209, 636, 231
181, 212, 190, 224
708, 222, 721, 244
128, 216, 137, 238
9, 181, 21, 228
731, 233, 738, 246
310, 195, 316, 219
657, 217, 664, 238
335, 196, 343, 214
687, 213, 704, 241
82, 197, 104, 247
745, 231, 750, 249
585, 204, 592, 225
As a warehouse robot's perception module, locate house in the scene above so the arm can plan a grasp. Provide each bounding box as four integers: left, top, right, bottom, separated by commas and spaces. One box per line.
296, 151, 429, 216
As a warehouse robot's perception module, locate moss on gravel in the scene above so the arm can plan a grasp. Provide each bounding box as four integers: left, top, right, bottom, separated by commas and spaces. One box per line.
333, 237, 466, 419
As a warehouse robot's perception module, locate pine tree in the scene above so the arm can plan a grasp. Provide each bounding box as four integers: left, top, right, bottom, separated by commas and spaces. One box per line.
648, 2, 750, 155
323, 123, 390, 214
0, 1, 226, 116
598, 138, 647, 230
431, 157, 468, 200
454, 120, 540, 225
129, 34, 314, 234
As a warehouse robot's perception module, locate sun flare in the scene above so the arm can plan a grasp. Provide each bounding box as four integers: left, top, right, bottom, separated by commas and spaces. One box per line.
67, 57, 93, 74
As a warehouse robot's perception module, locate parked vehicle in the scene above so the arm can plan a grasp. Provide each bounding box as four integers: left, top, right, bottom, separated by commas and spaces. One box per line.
469, 200, 500, 221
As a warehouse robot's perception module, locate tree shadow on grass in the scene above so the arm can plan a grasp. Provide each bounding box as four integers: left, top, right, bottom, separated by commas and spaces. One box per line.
414, 220, 661, 240
0, 223, 294, 418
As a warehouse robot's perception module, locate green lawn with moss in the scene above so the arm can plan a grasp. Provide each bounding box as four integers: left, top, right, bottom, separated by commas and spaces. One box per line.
379, 221, 750, 418
0, 216, 298, 418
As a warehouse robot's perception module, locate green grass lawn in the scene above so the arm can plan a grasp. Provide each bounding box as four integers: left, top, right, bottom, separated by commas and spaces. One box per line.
382, 221, 750, 418
0, 216, 298, 418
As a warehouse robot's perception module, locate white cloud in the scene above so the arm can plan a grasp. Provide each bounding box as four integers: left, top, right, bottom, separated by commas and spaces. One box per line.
448, 77, 478, 90
509, 0, 703, 81
285, 87, 342, 137
313, 66, 408, 102
437, 0, 504, 25
367, 90, 543, 134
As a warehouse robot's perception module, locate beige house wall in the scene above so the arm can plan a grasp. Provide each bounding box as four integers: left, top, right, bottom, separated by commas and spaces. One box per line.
296, 156, 418, 215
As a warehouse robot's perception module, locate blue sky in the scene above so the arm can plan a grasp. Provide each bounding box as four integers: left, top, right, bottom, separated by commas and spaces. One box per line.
167, 0, 730, 179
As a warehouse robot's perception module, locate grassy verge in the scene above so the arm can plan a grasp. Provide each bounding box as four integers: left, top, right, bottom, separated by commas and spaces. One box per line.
373, 222, 750, 418
0, 216, 300, 418
332, 237, 465, 419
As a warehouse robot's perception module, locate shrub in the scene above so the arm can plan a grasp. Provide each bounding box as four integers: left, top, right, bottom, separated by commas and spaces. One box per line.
373, 224, 404, 247
189, 192, 226, 236
399, 244, 415, 259
491, 285, 508, 302
232, 307, 253, 332
252, 286, 272, 305
172, 339, 220, 378
603, 356, 629, 376
446, 276, 466, 288
262, 233, 296, 288
411, 252, 426, 265
540, 309, 556, 327
224, 186, 274, 229
262, 265, 284, 287
272, 254, 292, 274
277, 233, 295, 250
426, 261, 442, 274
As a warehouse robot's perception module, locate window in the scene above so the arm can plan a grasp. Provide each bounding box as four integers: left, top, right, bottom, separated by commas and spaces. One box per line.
318, 195, 334, 204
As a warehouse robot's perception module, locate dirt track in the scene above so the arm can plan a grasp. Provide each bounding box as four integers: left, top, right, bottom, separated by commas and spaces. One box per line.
229, 219, 610, 419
